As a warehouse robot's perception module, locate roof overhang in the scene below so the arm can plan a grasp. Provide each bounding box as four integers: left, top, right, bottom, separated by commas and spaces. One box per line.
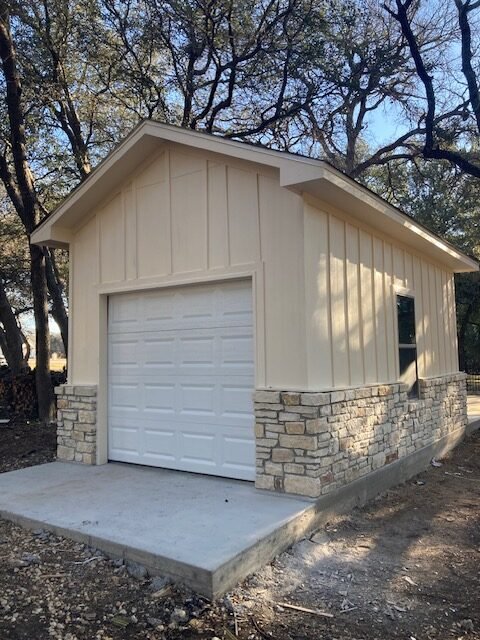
31, 120, 478, 273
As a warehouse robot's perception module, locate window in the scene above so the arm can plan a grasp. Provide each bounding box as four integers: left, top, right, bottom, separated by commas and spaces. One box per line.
397, 295, 418, 398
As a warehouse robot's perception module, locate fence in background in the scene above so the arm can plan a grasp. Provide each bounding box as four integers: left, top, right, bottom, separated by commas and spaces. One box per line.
466, 374, 480, 395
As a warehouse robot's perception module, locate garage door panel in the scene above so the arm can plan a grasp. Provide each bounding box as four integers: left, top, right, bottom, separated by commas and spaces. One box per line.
178, 336, 215, 367
221, 433, 256, 472
179, 430, 217, 466
220, 334, 254, 368
110, 329, 253, 376
108, 281, 255, 480
179, 383, 216, 416
142, 428, 177, 460
143, 383, 175, 414
143, 337, 176, 368
143, 290, 176, 326
109, 377, 255, 427
109, 422, 142, 458
109, 292, 141, 333
220, 384, 253, 418
109, 337, 140, 368
218, 285, 253, 322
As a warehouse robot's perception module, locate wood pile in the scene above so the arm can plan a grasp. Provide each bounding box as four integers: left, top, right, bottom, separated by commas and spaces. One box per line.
0, 368, 67, 420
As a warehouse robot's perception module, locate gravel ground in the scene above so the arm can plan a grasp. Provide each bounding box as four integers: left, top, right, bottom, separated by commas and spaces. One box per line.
0, 421, 479, 639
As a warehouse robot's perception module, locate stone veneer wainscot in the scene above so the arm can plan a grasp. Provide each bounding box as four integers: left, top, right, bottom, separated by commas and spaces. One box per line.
254, 373, 467, 498
55, 385, 97, 464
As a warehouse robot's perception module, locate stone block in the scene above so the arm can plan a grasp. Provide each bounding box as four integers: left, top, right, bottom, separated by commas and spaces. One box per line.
305, 419, 328, 434
62, 410, 78, 421
300, 393, 330, 406
279, 434, 317, 450
330, 390, 346, 403
371, 452, 385, 470
74, 386, 97, 397
284, 463, 305, 475
254, 390, 281, 404
255, 410, 279, 419
256, 438, 277, 449
286, 422, 305, 435
264, 462, 284, 476
271, 448, 294, 462
278, 412, 302, 422
255, 423, 265, 438
57, 445, 75, 461
284, 475, 320, 498
255, 475, 275, 490
76, 441, 95, 454
281, 392, 300, 405
78, 410, 96, 424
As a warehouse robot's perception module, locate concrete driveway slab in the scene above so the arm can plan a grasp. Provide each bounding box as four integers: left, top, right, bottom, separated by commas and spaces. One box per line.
0, 462, 315, 597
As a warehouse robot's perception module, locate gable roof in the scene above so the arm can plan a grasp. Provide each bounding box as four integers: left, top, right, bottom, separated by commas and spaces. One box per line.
31, 119, 478, 273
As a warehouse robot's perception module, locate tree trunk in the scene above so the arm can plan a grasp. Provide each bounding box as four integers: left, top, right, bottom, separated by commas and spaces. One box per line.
0, 275, 27, 374
457, 301, 474, 372
0, 4, 55, 422
45, 249, 68, 356
30, 244, 55, 422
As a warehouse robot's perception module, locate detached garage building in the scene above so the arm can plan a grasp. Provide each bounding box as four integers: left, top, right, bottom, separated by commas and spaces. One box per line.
32, 121, 477, 499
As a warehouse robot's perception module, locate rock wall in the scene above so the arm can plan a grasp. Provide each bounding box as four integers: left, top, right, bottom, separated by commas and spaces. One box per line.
254, 373, 467, 498
55, 385, 97, 464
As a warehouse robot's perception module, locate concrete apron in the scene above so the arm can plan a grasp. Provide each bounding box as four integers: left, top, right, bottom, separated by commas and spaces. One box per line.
0, 421, 478, 598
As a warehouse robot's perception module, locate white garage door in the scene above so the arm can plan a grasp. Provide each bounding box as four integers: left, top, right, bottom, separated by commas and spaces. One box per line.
108, 280, 255, 480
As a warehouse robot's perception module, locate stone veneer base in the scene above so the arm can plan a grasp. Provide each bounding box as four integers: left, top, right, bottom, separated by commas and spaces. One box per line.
55, 385, 97, 464
254, 373, 467, 498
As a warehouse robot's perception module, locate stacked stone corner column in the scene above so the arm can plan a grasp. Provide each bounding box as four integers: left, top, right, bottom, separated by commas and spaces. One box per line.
55, 385, 97, 464
254, 389, 332, 498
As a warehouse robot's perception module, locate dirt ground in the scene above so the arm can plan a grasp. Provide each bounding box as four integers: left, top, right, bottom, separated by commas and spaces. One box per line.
0, 422, 479, 640
0, 420, 56, 473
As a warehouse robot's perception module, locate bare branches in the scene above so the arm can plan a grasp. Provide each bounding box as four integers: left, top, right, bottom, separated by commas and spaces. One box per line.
387, 0, 480, 178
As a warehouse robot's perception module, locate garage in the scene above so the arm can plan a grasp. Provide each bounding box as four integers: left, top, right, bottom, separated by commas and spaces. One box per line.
32, 122, 476, 499
107, 280, 255, 480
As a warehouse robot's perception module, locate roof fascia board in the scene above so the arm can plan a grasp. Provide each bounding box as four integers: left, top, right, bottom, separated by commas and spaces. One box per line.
30, 120, 478, 273
283, 165, 478, 273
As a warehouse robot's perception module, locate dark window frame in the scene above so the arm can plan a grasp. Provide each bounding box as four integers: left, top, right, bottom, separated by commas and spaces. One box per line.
396, 294, 419, 398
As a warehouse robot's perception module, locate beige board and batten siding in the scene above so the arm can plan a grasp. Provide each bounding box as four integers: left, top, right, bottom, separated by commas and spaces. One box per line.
304, 199, 459, 389
70, 141, 458, 391
69, 143, 307, 389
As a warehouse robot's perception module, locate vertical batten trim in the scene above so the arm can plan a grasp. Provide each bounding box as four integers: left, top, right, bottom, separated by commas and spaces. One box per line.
357, 226, 366, 385
326, 213, 334, 387
370, 234, 379, 382
225, 165, 231, 267
133, 176, 139, 281
96, 212, 102, 285
256, 173, 263, 261
167, 148, 173, 275
206, 160, 211, 271
442, 270, 452, 373
122, 189, 127, 282
343, 220, 351, 386
133, 182, 138, 280
446, 272, 455, 371
392, 245, 400, 379
381, 240, 389, 380
427, 264, 437, 375
67, 243, 74, 384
